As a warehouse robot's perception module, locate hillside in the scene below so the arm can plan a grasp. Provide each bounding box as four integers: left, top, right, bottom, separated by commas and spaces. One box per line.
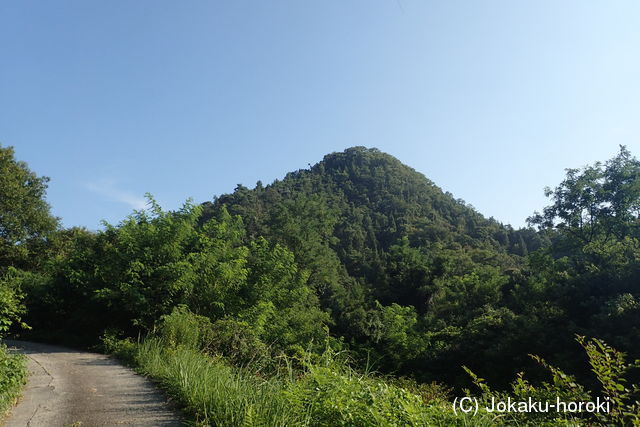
205, 147, 543, 256
201, 147, 548, 383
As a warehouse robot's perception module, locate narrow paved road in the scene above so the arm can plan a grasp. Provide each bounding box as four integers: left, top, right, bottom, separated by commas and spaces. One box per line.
2, 340, 183, 426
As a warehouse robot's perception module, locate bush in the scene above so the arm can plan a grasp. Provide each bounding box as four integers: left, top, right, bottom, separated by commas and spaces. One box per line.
155, 306, 270, 368
286, 350, 493, 426
464, 336, 640, 425
0, 344, 27, 417
100, 330, 137, 365
207, 319, 269, 366
0, 268, 30, 337
156, 306, 215, 352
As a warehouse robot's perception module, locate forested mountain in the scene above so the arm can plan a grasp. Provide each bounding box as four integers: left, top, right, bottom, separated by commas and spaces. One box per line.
193, 146, 639, 388
200, 147, 553, 384
205, 146, 544, 259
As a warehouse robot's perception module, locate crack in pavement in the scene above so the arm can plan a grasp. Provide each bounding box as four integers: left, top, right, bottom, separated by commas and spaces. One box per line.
23, 354, 54, 427
2, 340, 183, 426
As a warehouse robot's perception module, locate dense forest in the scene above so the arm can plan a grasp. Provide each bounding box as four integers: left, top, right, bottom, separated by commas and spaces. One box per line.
1, 145, 639, 425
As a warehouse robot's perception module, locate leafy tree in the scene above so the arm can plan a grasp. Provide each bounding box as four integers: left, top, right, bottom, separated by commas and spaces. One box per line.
0, 268, 29, 337
0, 145, 58, 268
24, 196, 331, 351
528, 145, 640, 244
520, 146, 640, 385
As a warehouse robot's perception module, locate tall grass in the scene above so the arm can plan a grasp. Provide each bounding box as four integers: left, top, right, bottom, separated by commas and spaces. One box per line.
134, 338, 303, 426
111, 336, 495, 426
104, 308, 498, 426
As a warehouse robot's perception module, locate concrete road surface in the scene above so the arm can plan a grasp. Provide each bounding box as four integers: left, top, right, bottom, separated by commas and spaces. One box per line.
2, 340, 183, 426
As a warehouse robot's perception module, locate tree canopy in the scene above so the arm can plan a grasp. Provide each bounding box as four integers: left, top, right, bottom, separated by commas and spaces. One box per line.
0, 145, 58, 268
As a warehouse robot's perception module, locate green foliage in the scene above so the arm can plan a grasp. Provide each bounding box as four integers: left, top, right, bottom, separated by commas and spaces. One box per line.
288, 364, 426, 426
10, 145, 640, 425
0, 268, 30, 337
284, 349, 485, 427
529, 145, 640, 244
202, 147, 535, 383
23, 197, 209, 341
24, 197, 329, 349
115, 335, 494, 427
465, 336, 640, 425
132, 337, 301, 426
240, 238, 331, 353
91, 197, 210, 330
155, 307, 269, 367
577, 336, 640, 424
0, 145, 58, 269
157, 306, 215, 352
0, 344, 27, 417
100, 331, 137, 365
206, 319, 269, 367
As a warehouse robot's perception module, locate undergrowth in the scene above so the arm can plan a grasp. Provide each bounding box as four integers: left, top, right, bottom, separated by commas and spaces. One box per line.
0, 343, 27, 418
103, 307, 640, 426
102, 308, 497, 426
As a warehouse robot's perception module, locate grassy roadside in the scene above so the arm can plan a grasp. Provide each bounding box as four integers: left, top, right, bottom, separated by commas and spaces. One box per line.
104, 309, 640, 426
0, 343, 27, 419
106, 335, 494, 426
130, 338, 301, 426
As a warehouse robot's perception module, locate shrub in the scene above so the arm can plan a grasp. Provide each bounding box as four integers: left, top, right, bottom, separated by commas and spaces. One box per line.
156, 306, 215, 351
464, 336, 640, 425
207, 318, 269, 366
100, 330, 137, 365
155, 306, 270, 367
284, 349, 493, 426
0, 344, 27, 417
0, 268, 30, 338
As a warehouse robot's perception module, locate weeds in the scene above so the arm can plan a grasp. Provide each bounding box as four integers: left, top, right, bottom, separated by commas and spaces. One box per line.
0, 343, 27, 418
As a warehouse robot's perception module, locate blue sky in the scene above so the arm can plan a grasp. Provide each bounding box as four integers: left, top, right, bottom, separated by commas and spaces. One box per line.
1, 1, 638, 229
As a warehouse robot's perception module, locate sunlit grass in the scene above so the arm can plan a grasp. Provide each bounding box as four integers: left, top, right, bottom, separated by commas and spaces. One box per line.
123, 336, 494, 426
134, 338, 302, 426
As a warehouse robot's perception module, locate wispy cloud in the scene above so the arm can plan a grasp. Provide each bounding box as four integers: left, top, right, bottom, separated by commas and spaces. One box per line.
85, 178, 147, 210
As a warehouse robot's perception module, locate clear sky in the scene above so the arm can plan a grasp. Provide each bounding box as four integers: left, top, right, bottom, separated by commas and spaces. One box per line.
1, 1, 639, 229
